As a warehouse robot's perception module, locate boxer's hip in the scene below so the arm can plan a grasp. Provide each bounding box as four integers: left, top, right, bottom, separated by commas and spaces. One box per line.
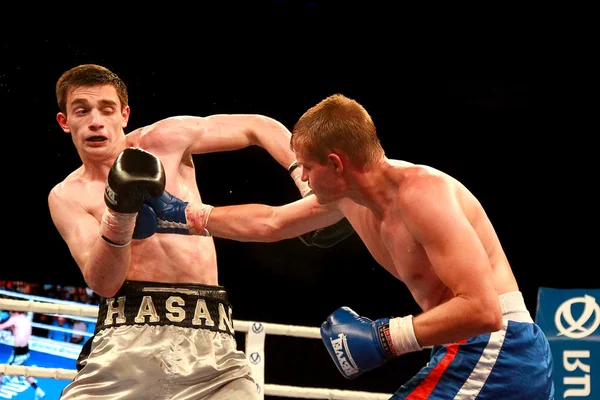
94, 279, 236, 335
61, 280, 257, 399
7, 345, 30, 366
393, 292, 554, 399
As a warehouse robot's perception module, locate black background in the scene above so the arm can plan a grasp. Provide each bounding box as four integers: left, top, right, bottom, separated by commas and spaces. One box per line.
1, 1, 598, 397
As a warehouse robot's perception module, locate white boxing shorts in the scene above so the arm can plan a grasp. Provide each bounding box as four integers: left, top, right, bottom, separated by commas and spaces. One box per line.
391, 291, 555, 399
6, 345, 32, 366
60, 280, 259, 400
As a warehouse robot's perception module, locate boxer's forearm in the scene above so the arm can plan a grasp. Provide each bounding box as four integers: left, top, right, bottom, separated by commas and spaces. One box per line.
412, 295, 503, 347
79, 208, 137, 297
82, 239, 132, 298
200, 197, 343, 242
203, 204, 286, 242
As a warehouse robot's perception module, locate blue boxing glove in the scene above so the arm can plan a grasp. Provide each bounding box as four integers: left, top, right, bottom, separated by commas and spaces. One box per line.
320, 307, 422, 379
134, 190, 213, 239
320, 307, 394, 379
133, 191, 189, 239
133, 204, 158, 239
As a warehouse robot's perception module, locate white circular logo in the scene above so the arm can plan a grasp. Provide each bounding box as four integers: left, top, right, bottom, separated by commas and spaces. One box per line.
554, 295, 600, 339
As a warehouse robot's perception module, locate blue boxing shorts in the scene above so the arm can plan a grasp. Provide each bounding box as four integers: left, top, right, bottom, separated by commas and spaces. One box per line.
60, 280, 259, 400
391, 291, 555, 400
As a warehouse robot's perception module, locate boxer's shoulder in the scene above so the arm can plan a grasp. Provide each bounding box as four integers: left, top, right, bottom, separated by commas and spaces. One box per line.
49, 168, 102, 208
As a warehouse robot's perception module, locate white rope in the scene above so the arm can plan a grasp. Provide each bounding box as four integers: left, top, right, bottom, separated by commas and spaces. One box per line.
30, 321, 94, 338
0, 299, 320, 338
0, 289, 97, 323
0, 364, 77, 380
264, 384, 390, 399
0, 365, 391, 399
233, 320, 321, 339
0, 297, 393, 399
0, 299, 98, 318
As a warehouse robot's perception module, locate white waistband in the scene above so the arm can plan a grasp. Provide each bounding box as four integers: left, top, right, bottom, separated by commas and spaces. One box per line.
498, 291, 533, 323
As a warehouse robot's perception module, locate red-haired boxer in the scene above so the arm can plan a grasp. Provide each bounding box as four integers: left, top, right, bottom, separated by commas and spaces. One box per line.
48, 64, 353, 400
141, 94, 555, 399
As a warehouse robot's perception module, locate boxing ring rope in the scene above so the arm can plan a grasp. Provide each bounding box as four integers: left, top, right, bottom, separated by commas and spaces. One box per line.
0, 297, 391, 399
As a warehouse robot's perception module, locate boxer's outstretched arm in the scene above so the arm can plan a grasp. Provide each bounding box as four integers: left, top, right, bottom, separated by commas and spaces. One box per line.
48, 187, 131, 298
191, 114, 296, 169
143, 114, 295, 169
140, 114, 310, 195
205, 196, 345, 242
0, 316, 16, 331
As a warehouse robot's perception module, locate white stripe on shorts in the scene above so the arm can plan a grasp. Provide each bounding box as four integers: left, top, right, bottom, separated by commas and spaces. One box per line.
454, 319, 508, 399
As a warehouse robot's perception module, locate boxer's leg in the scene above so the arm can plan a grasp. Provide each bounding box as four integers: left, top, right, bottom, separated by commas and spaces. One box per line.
170, 330, 259, 399
208, 376, 260, 400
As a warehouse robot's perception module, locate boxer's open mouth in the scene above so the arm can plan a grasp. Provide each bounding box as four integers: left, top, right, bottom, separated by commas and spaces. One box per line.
87, 136, 107, 142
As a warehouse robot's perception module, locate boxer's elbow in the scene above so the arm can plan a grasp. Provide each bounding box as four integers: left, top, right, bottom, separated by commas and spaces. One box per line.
248, 115, 291, 146
82, 267, 122, 298
477, 310, 503, 333
471, 298, 504, 333
96, 287, 119, 299
85, 277, 120, 299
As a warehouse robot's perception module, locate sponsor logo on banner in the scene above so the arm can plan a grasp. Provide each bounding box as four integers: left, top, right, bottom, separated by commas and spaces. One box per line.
537, 288, 600, 399
555, 295, 600, 339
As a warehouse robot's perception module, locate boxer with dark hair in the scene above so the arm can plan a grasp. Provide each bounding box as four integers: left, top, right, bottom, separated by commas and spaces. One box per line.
48, 64, 352, 399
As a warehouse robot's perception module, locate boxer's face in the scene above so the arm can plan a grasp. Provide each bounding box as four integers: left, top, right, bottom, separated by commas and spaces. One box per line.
57, 84, 130, 157
295, 149, 344, 204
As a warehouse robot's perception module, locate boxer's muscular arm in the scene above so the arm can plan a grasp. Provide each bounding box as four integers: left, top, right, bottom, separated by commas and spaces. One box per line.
0, 316, 16, 331
206, 196, 345, 242
399, 175, 503, 347
48, 186, 130, 298
143, 114, 299, 171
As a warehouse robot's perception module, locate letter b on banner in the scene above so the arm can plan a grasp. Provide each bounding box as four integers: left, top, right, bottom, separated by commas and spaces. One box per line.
536, 287, 600, 399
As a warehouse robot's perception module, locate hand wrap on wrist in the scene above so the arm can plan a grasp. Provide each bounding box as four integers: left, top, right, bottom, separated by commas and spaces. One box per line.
100, 208, 137, 247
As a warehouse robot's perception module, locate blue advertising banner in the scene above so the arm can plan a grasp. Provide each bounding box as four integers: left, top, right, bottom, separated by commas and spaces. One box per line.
536, 287, 600, 399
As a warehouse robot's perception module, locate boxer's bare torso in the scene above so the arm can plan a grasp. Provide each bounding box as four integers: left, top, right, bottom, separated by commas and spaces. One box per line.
50, 128, 218, 286
336, 160, 519, 312
0, 313, 32, 347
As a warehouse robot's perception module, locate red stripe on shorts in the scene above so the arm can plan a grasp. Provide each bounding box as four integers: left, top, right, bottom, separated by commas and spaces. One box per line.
406, 340, 467, 400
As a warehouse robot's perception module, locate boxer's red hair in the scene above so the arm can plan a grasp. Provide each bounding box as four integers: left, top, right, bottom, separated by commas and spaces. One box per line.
290, 94, 384, 169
